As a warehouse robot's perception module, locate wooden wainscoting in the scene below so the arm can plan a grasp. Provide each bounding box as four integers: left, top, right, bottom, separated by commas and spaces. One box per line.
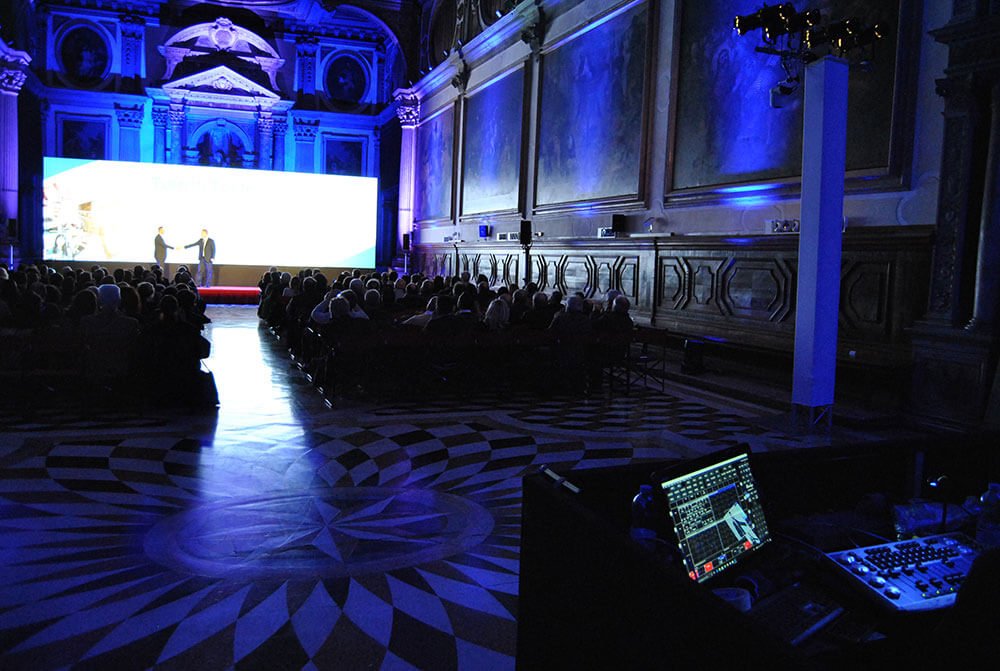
414, 226, 932, 368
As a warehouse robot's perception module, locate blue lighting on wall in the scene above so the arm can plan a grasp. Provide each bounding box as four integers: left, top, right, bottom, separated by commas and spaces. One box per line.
720, 195, 778, 208
717, 182, 782, 194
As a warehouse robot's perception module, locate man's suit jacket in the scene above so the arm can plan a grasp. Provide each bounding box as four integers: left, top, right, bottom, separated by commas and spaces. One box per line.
154, 234, 172, 260
186, 238, 216, 261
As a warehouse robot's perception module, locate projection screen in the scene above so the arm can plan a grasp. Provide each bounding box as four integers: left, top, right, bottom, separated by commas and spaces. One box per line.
42, 158, 377, 269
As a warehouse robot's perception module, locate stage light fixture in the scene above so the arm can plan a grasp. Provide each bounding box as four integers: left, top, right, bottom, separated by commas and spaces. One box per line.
781, 8, 821, 36
824, 18, 858, 53
849, 24, 883, 50
733, 3, 792, 36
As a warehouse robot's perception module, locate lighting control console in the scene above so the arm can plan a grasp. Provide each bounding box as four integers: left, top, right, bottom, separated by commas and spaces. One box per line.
825, 533, 980, 612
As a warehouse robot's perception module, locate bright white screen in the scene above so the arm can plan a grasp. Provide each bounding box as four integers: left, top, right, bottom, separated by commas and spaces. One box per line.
42, 158, 377, 268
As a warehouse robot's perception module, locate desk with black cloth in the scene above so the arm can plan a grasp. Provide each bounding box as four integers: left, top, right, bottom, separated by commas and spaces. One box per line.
516, 434, 1000, 669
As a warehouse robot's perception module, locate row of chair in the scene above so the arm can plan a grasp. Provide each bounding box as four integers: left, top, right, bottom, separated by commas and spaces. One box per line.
274, 320, 673, 402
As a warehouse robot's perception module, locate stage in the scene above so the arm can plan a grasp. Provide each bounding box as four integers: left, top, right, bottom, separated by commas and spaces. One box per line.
198, 286, 261, 305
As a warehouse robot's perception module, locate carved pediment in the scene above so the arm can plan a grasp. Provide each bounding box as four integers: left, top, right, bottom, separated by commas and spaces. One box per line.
159, 17, 286, 89
163, 65, 280, 100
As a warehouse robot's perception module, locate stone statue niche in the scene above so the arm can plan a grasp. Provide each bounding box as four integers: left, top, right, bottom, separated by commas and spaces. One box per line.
196, 121, 246, 167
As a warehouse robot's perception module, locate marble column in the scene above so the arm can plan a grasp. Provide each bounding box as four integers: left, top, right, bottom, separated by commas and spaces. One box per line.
293, 118, 319, 173
151, 106, 167, 163
114, 103, 144, 162
168, 103, 185, 164
394, 90, 419, 251
0, 38, 30, 233
257, 110, 273, 170
273, 116, 287, 171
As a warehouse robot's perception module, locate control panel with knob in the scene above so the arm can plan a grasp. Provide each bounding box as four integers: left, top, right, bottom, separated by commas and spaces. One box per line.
825, 533, 980, 612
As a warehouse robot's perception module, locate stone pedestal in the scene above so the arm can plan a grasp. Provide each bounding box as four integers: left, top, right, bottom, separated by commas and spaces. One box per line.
152, 106, 167, 163
115, 103, 143, 162
293, 118, 318, 174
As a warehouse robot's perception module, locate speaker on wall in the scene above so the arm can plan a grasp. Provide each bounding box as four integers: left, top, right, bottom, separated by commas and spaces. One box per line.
611, 214, 626, 233
479, 224, 491, 238
520, 219, 532, 241
402, 233, 410, 252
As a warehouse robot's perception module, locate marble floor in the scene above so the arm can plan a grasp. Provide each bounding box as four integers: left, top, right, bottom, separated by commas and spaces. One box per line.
0, 306, 916, 670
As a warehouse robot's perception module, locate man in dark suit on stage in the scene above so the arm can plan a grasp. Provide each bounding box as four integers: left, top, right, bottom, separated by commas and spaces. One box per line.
154, 226, 174, 276
184, 229, 216, 287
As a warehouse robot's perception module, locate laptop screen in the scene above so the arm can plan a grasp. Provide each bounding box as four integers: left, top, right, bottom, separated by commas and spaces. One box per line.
657, 447, 771, 583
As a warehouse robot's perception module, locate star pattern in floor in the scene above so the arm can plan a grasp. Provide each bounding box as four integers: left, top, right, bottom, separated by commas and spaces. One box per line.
0, 306, 915, 669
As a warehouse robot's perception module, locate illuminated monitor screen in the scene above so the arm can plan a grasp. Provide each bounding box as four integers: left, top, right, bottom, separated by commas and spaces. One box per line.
42, 158, 377, 269
658, 448, 771, 583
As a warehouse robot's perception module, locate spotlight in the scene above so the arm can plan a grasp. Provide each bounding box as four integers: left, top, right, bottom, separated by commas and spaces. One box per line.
851, 24, 883, 50
733, 3, 793, 37
762, 6, 819, 42
804, 17, 881, 55
824, 18, 859, 53
802, 24, 828, 51
495, 9, 502, 18
779, 8, 821, 37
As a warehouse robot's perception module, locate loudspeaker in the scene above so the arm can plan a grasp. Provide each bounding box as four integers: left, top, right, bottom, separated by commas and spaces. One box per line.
520, 219, 532, 241
611, 214, 626, 233
402, 233, 410, 252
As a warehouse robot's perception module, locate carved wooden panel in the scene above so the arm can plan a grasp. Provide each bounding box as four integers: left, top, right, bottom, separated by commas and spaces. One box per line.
415, 227, 931, 366
841, 260, 892, 339
501, 254, 519, 286
560, 256, 590, 296
719, 258, 793, 322
657, 256, 687, 310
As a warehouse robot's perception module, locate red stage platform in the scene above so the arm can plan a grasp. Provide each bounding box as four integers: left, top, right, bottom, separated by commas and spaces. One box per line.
198, 286, 261, 305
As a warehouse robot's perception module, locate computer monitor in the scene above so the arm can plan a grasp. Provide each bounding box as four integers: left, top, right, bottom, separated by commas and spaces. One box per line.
656, 446, 771, 583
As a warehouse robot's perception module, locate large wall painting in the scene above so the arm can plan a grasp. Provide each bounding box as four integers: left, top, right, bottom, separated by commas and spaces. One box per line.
462, 67, 524, 216
58, 115, 108, 160
324, 136, 366, 176
415, 105, 455, 222
670, 0, 907, 197
535, 0, 648, 208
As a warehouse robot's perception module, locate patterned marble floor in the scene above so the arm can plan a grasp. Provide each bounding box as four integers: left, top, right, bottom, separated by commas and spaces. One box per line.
0, 306, 913, 670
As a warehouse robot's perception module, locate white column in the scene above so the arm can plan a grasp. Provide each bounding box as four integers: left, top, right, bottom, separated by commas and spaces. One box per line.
0, 39, 30, 230
394, 90, 419, 249
792, 56, 849, 426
